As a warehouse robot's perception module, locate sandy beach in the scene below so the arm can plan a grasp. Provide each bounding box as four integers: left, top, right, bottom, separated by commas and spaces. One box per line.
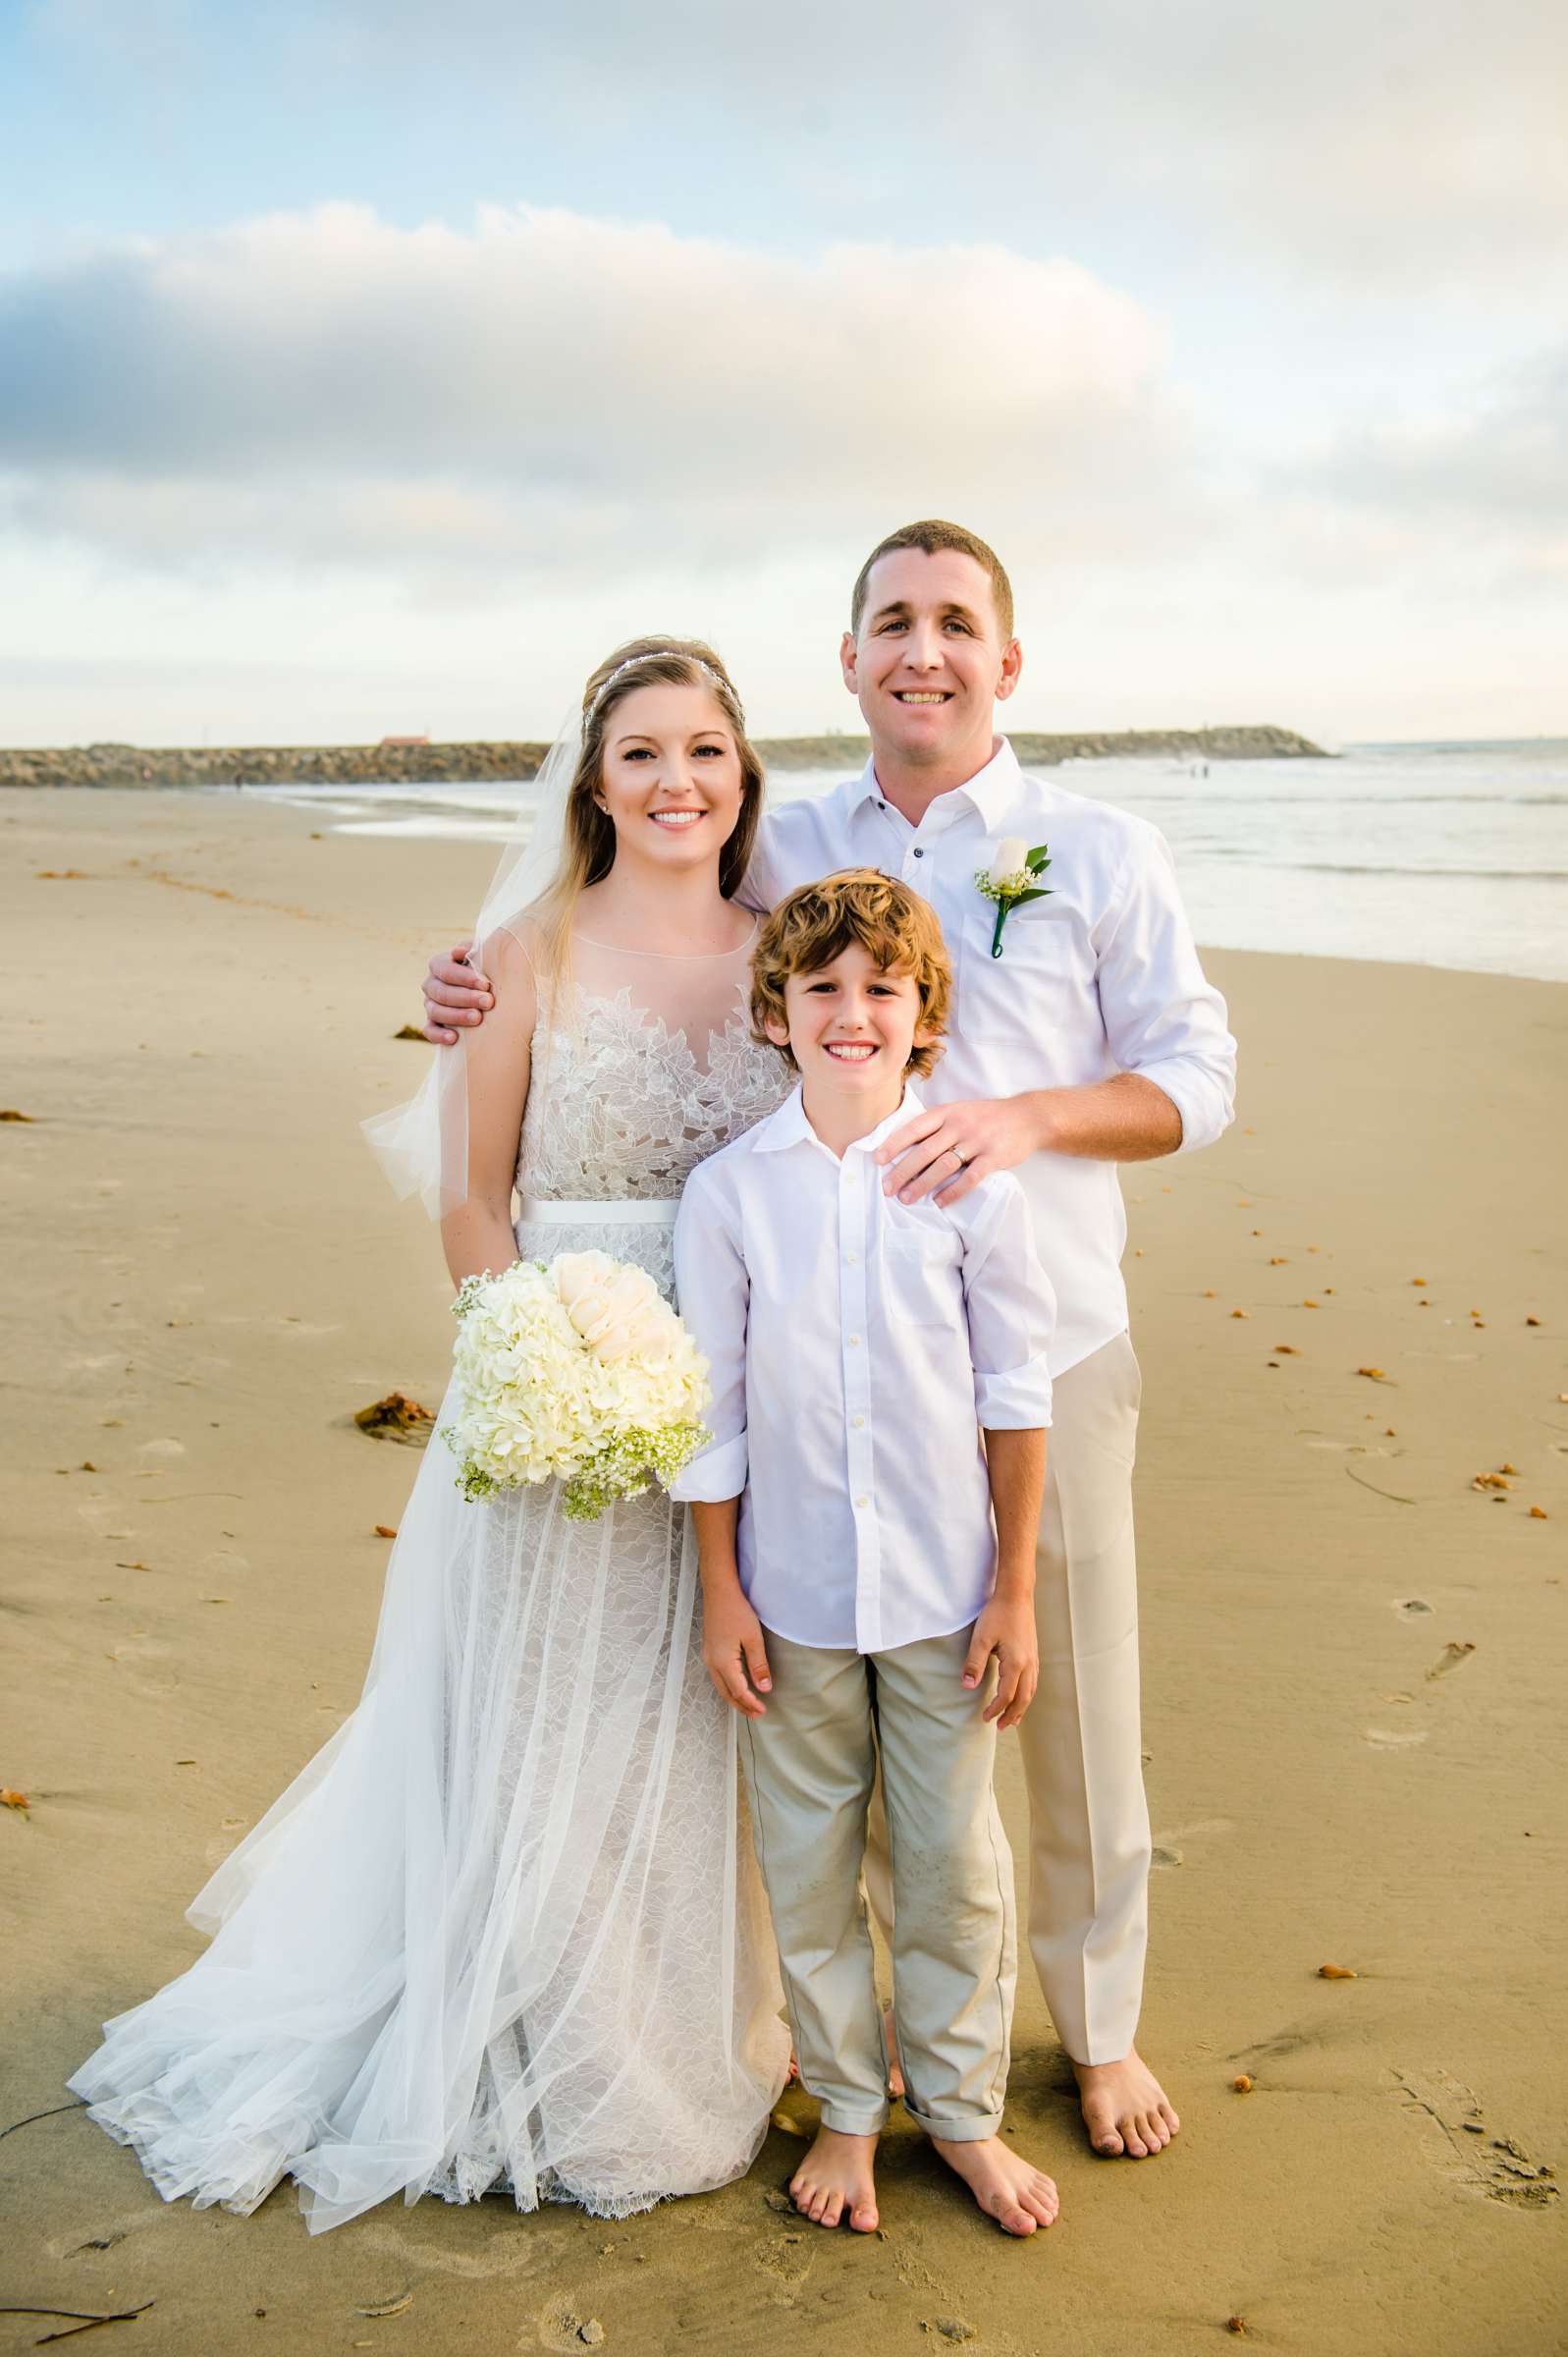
3, 783, 1565, 2357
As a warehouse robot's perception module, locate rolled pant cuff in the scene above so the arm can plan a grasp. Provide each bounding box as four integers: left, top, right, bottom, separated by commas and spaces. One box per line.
904, 2106, 1005, 2144
817, 2101, 891, 2136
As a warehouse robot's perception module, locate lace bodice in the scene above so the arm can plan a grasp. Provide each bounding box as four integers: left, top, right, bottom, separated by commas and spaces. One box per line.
516, 932, 790, 1206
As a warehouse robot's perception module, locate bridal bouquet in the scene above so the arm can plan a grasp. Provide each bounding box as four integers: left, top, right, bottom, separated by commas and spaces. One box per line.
442, 1250, 712, 1521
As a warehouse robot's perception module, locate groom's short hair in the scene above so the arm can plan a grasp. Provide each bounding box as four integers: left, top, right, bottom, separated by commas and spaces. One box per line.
850, 520, 1014, 641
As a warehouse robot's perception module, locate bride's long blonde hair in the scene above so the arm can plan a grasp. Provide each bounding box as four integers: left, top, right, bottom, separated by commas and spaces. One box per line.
531, 638, 766, 987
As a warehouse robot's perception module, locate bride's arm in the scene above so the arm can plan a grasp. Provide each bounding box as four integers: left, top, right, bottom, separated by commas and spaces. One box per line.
439, 926, 536, 1288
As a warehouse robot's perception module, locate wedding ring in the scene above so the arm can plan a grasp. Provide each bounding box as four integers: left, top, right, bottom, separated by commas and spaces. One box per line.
948, 1145, 968, 1167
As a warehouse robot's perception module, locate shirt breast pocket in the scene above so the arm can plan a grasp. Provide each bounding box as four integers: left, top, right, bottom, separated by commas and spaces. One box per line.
881, 1226, 963, 1330
962, 903, 1082, 1038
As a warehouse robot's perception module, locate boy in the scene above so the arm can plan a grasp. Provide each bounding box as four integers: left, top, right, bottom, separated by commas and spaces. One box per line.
671, 869, 1060, 2238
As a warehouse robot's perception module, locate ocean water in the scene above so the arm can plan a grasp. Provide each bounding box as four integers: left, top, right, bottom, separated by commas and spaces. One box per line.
250, 738, 1568, 985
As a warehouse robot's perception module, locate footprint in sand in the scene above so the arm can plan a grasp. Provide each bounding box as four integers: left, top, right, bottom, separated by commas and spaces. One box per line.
104, 1634, 178, 1696
528, 2297, 613, 2353
1393, 2067, 1558, 2208
1364, 1727, 1430, 1749
1228, 2027, 1317, 2068
1391, 1597, 1433, 1617
359, 2219, 566, 2281
201, 1549, 249, 1580
754, 2232, 815, 2290
137, 1438, 187, 1459
1152, 1816, 1235, 1869
1425, 1640, 1476, 1681
48, 2207, 172, 2261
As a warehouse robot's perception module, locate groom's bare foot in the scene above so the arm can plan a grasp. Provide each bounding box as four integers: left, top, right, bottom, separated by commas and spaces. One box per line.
790, 2127, 880, 2231
930, 2134, 1058, 2236
1072, 2048, 1180, 2158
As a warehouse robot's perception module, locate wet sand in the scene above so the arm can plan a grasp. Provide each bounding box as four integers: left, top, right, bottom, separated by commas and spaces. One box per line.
3, 785, 1565, 2356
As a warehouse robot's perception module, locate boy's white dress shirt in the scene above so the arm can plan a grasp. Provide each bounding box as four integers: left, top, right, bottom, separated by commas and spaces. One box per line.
671, 1082, 1055, 1656
742, 737, 1237, 1377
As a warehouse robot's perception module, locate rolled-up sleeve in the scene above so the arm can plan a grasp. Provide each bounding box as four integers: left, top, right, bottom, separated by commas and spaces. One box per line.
670, 1165, 750, 1503
961, 1176, 1055, 1430
1096, 825, 1237, 1154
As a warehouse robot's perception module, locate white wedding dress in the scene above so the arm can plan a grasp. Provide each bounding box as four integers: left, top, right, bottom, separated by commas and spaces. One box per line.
71, 931, 793, 2233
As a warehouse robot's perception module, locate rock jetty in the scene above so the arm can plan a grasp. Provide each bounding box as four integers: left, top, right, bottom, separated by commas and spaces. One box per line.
0, 723, 1327, 792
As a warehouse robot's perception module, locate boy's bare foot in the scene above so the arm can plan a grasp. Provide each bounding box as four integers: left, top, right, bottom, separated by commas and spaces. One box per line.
929, 2135, 1058, 2235
1072, 2049, 1180, 2158
789, 2126, 880, 2231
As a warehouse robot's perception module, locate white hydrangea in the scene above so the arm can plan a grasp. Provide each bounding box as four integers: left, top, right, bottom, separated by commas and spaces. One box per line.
442, 1253, 711, 1520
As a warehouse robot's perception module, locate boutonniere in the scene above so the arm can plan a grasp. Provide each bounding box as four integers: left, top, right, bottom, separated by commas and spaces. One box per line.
974, 837, 1053, 959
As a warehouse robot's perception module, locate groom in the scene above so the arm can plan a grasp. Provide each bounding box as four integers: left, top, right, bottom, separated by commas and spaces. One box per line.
421, 521, 1236, 2160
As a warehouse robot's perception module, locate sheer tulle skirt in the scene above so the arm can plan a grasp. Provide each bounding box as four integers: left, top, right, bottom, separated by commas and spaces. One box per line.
69, 1366, 790, 2233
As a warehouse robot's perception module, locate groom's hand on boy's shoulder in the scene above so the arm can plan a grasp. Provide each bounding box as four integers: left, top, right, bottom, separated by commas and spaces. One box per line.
422, 939, 493, 1045
877, 1094, 1043, 1207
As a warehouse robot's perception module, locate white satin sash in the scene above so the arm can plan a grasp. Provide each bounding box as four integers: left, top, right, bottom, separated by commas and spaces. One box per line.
516, 1196, 681, 1228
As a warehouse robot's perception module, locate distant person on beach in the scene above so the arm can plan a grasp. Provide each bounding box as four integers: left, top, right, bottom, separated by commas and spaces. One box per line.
426, 521, 1237, 2161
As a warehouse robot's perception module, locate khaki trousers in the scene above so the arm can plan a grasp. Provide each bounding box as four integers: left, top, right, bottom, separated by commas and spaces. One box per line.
740, 1626, 1016, 2141
865, 1332, 1148, 2066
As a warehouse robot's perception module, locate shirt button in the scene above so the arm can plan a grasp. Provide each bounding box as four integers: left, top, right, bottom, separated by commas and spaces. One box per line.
847, 1334, 861, 1347
844, 1250, 859, 1267
912, 846, 925, 857
852, 1414, 866, 1429
855, 1495, 869, 1508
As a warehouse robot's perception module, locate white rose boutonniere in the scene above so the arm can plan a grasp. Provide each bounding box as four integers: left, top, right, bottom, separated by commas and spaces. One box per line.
974, 837, 1053, 958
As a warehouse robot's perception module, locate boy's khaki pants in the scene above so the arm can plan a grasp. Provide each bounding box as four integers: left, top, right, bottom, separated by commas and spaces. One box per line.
739, 1625, 1016, 2140
864, 1332, 1149, 2067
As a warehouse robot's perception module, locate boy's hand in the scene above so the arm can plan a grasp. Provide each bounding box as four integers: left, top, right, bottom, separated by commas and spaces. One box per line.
702, 1584, 773, 1718
423, 939, 493, 1045
962, 1594, 1039, 1729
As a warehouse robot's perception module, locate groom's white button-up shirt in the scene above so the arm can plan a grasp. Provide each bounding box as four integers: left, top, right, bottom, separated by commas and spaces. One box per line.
671, 1084, 1055, 1655
742, 738, 1237, 1379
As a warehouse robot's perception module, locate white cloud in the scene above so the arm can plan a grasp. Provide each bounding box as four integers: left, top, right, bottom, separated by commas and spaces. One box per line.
1281, 345, 1568, 587
183, 3, 1568, 279
29, 0, 1568, 285
0, 202, 1197, 584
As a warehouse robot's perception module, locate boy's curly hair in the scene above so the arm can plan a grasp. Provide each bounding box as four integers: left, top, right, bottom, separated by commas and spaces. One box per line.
749, 867, 952, 1078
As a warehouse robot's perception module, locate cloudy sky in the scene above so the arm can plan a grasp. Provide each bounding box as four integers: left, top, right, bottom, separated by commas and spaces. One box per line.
2, 0, 1564, 745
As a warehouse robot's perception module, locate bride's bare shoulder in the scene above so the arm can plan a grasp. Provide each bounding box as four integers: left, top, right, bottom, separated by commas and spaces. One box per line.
478, 915, 551, 1022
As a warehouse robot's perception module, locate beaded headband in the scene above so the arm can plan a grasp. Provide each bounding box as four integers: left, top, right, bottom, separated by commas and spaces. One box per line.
586, 649, 742, 726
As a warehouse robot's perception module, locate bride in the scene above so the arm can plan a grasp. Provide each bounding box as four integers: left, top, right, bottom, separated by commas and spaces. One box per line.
70, 638, 794, 2232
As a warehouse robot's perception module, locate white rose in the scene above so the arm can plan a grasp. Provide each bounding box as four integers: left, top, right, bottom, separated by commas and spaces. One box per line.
988, 837, 1030, 889
552, 1249, 618, 1315
554, 1252, 666, 1363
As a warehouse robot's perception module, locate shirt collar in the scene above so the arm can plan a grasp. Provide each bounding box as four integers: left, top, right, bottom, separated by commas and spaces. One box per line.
754, 1081, 925, 1155
753, 1083, 815, 1152
850, 736, 1023, 833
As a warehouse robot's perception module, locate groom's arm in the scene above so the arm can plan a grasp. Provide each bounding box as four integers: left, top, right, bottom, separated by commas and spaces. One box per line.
1087, 822, 1236, 1152
883, 825, 1235, 1204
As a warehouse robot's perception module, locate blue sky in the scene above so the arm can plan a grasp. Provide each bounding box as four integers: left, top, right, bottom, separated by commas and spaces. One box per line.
2, 0, 1564, 743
